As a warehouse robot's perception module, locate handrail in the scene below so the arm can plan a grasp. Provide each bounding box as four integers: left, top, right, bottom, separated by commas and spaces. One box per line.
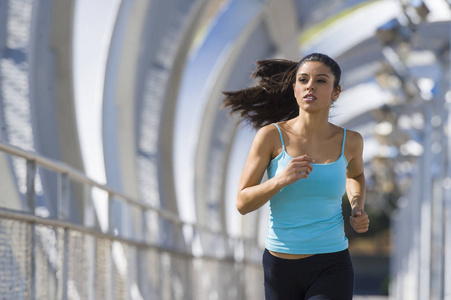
0, 141, 259, 250
0, 142, 182, 224
0, 206, 253, 263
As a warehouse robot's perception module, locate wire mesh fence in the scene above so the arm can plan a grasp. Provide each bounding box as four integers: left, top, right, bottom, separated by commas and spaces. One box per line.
0, 201, 264, 300
0, 142, 264, 300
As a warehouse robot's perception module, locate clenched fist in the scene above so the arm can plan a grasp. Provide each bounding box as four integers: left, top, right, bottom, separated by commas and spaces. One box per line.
350, 207, 369, 233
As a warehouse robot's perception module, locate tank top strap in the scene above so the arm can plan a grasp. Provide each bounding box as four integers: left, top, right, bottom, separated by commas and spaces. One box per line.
272, 123, 285, 151
341, 128, 347, 154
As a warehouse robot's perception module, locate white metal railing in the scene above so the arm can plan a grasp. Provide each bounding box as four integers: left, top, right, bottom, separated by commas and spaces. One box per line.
0, 141, 254, 246
0, 142, 187, 228
0, 142, 263, 299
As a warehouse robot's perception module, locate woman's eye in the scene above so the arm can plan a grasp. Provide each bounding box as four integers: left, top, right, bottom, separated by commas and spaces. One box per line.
317, 79, 326, 83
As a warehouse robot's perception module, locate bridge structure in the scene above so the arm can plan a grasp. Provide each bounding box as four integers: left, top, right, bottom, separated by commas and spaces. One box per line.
0, 0, 450, 299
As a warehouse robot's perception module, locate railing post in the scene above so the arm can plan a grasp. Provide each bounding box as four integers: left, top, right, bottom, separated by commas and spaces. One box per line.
56, 172, 70, 300
57, 173, 70, 220
26, 159, 36, 300
83, 184, 96, 300
83, 184, 94, 228
61, 229, 69, 300
109, 241, 115, 300
142, 209, 148, 244
87, 235, 96, 300
108, 193, 114, 235
27, 223, 36, 300
26, 160, 36, 213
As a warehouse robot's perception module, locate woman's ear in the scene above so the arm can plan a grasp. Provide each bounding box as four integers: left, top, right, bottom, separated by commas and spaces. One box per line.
332, 85, 341, 100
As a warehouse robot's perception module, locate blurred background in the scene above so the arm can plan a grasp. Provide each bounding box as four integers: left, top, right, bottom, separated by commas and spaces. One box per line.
0, 0, 450, 299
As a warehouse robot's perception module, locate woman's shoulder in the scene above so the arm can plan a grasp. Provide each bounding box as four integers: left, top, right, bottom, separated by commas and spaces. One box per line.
342, 128, 364, 160
255, 123, 281, 140
252, 124, 283, 155
344, 128, 363, 147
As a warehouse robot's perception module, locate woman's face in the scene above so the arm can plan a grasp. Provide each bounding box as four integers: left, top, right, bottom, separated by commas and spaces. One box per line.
293, 61, 340, 113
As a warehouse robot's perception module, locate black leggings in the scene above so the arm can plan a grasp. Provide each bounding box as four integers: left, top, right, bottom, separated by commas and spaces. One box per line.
263, 249, 354, 300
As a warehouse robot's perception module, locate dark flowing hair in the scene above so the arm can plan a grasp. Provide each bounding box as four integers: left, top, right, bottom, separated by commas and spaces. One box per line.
222, 53, 341, 129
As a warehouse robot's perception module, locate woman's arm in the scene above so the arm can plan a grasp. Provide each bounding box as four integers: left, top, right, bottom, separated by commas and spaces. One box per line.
345, 131, 369, 233
236, 125, 314, 215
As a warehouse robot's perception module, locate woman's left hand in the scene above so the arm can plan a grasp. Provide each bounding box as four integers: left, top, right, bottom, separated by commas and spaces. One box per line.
350, 207, 369, 233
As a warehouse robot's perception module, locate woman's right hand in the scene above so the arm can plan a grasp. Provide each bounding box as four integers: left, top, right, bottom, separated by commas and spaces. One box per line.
277, 155, 315, 187
236, 126, 314, 215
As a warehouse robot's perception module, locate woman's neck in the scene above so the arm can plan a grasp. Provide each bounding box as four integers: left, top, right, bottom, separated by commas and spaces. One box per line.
290, 111, 331, 138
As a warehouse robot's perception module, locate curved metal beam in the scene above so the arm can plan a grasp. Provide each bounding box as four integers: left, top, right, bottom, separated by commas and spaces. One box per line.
157, 0, 210, 215
194, 1, 267, 232
264, 0, 298, 59
103, 1, 153, 198
49, 1, 85, 221
50, 1, 84, 173
0, 0, 21, 209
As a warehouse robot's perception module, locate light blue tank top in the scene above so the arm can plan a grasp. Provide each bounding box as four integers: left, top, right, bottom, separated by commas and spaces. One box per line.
265, 123, 348, 254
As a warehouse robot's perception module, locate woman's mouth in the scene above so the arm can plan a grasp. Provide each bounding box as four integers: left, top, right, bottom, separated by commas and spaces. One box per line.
304, 94, 316, 102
